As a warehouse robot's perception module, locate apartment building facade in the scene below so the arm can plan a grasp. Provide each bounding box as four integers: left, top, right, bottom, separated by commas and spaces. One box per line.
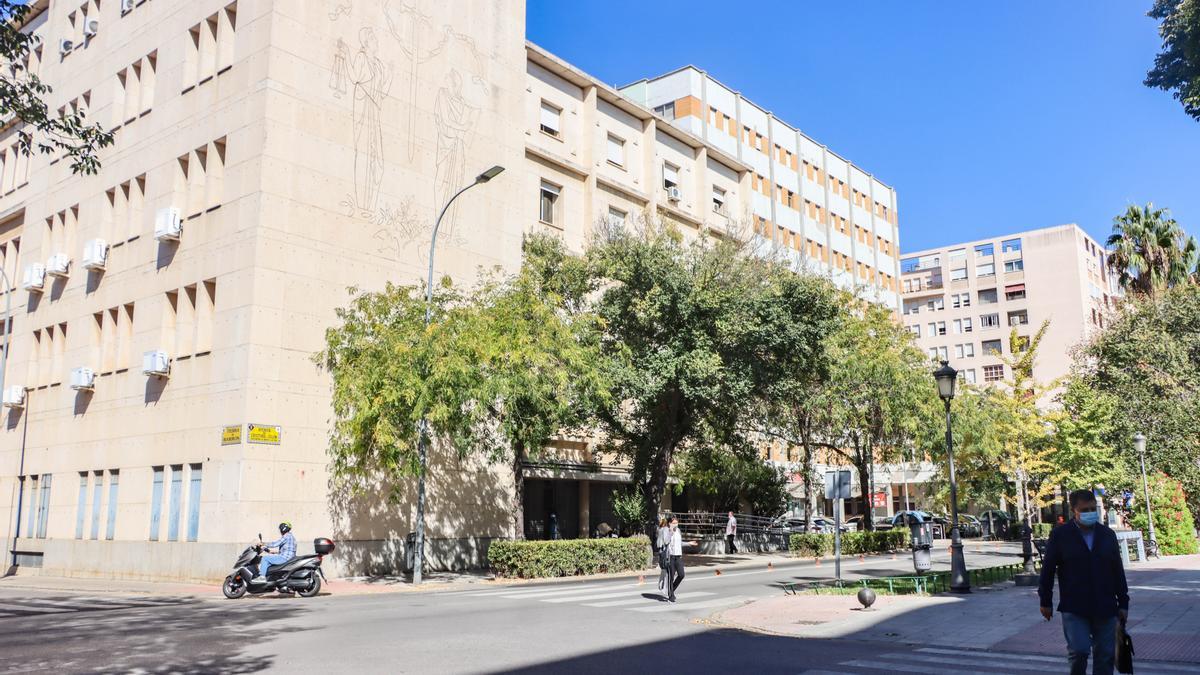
0, 0, 903, 581
619, 68, 901, 310
899, 224, 1118, 388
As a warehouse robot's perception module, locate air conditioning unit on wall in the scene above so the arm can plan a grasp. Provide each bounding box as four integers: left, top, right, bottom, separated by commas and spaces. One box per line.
2, 386, 25, 409
666, 186, 682, 202
46, 253, 71, 278
142, 350, 170, 377
70, 367, 96, 392
22, 263, 45, 292
58, 39, 74, 56
82, 239, 109, 271
154, 207, 182, 242
84, 19, 100, 38
121, 0, 135, 13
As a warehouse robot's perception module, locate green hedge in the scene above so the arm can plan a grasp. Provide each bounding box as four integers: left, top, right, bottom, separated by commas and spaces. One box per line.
488, 535, 653, 578
789, 529, 907, 556
789, 533, 833, 557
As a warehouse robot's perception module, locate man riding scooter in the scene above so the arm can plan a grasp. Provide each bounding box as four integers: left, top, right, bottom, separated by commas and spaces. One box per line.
259, 522, 297, 578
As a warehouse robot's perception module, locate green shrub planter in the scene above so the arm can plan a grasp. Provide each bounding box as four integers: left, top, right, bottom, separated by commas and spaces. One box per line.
789, 529, 907, 557
488, 535, 653, 578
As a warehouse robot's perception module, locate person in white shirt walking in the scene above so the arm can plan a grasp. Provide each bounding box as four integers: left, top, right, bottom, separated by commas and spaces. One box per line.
725, 511, 738, 555
656, 517, 671, 591
662, 516, 696, 603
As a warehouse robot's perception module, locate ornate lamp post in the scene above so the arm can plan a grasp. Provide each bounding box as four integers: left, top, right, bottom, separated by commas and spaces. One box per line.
412, 165, 504, 585
1134, 432, 1157, 556
933, 360, 970, 593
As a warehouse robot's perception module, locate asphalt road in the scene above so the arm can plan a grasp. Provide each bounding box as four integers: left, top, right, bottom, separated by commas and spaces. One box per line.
0, 546, 1027, 674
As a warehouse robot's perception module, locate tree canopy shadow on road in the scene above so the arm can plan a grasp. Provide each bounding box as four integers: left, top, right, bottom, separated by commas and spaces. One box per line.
0, 597, 312, 674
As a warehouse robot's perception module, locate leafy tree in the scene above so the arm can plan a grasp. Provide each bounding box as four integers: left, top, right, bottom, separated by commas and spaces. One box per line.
925, 385, 1006, 513
1145, 0, 1200, 122
826, 299, 933, 529
1106, 203, 1198, 295
1073, 284, 1200, 518
992, 322, 1065, 525
1050, 379, 1125, 492
1, 1, 114, 174
678, 445, 789, 516
586, 219, 840, 536
1130, 472, 1199, 555
317, 234, 608, 539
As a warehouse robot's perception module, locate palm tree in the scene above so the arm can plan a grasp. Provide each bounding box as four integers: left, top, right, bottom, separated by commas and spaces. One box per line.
1106, 203, 1196, 295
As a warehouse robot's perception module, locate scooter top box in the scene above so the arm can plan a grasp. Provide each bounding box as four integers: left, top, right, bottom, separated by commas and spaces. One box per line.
314, 538, 336, 555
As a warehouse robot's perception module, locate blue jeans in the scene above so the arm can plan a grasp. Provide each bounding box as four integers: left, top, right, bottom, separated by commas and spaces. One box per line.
259, 554, 289, 578
1062, 612, 1117, 675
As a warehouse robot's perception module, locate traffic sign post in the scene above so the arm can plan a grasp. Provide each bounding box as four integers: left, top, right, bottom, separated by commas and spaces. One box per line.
825, 470, 852, 584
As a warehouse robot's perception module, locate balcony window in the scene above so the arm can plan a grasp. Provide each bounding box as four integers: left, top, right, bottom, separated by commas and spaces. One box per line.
712, 186, 726, 214
908, 324, 921, 337
977, 262, 995, 277
978, 288, 998, 304
1001, 238, 1022, 253
539, 181, 560, 225
653, 101, 675, 119
975, 243, 994, 257
1005, 284, 1026, 301
903, 301, 921, 316
606, 133, 625, 167
662, 162, 679, 190
1005, 259, 1024, 273
982, 339, 1003, 355
950, 267, 968, 281
980, 313, 1000, 329
1008, 310, 1029, 326
539, 100, 561, 138
963, 368, 977, 384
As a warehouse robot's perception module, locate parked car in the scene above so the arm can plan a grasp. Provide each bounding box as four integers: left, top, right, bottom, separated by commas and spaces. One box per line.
771, 516, 850, 534
977, 510, 1014, 538
846, 516, 892, 531
958, 514, 983, 538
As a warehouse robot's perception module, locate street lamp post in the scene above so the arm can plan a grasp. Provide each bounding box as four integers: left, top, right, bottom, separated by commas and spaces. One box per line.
933, 360, 970, 593
1134, 432, 1157, 556
412, 165, 504, 586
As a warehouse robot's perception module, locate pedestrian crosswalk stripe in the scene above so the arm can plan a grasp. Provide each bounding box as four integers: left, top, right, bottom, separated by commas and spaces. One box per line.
541, 588, 667, 603
584, 591, 714, 608
495, 585, 637, 600
842, 658, 992, 675
467, 584, 636, 599
629, 595, 746, 613
840, 652, 1196, 675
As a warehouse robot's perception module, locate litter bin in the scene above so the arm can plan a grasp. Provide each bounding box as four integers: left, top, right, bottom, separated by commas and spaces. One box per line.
405, 532, 417, 572
910, 521, 933, 573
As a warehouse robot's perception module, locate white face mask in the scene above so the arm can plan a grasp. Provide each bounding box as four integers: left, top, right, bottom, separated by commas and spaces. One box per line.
670, 523, 677, 531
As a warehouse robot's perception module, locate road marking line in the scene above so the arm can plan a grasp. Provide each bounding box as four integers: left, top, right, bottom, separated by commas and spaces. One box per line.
842, 658, 1000, 674
629, 595, 745, 613
541, 588, 669, 603
493, 585, 639, 599
584, 591, 714, 608
915, 648, 1062, 664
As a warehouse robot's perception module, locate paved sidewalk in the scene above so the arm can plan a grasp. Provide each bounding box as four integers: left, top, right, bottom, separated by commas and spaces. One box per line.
716, 553, 1200, 666
0, 539, 1023, 598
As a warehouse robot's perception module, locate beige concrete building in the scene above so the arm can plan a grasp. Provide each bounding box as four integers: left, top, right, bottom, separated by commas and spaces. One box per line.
899, 224, 1119, 387
0, 0, 902, 581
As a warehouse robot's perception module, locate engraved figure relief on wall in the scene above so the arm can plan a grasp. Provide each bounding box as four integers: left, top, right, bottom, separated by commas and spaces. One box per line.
326, 0, 494, 260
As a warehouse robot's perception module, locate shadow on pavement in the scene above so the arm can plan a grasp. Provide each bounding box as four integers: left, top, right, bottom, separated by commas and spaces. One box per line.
0, 596, 313, 674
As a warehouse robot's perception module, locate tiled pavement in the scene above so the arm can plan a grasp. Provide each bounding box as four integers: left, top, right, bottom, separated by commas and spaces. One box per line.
721, 553, 1200, 668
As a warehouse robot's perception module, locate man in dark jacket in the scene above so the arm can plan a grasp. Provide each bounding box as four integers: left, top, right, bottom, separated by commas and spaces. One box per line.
1039, 489, 1130, 675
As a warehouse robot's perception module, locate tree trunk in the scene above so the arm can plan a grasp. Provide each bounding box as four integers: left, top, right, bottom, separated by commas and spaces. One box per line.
855, 450, 873, 532
801, 426, 815, 532
511, 442, 526, 540
865, 438, 876, 532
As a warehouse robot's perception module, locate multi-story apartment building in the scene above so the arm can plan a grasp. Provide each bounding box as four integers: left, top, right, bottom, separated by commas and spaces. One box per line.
900, 224, 1119, 387
0, 0, 901, 581
618, 68, 901, 309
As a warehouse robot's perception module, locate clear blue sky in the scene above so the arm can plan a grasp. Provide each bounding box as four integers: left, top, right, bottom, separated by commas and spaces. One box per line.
526, 1, 1199, 253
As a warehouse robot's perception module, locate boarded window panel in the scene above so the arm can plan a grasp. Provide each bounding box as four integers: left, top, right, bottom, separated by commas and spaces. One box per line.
75, 472, 88, 539
167, 465, 183, 542
106, 471, 119, 540
90, 470, 103, 539
186, 464, 202, 541
36, 474, 52, 538
149, 466, 164, 540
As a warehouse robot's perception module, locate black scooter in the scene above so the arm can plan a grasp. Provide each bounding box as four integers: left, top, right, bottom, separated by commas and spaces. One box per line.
221, 534, 336, 599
